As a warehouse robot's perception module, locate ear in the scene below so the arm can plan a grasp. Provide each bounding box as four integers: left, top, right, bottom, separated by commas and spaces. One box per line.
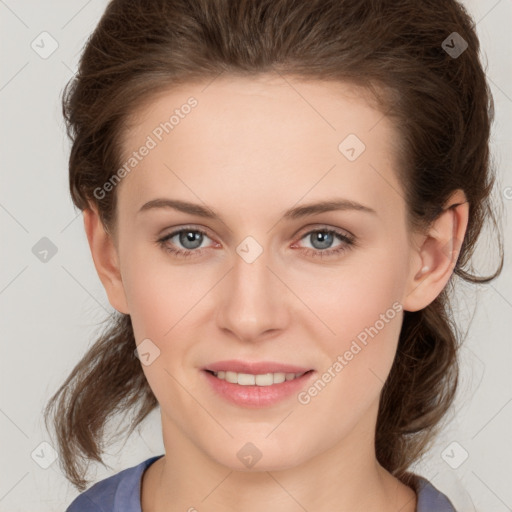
402, 189, 469, 312
82, 204, 130, 314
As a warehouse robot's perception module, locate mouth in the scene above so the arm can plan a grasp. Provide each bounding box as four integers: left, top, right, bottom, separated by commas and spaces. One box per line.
201, 360, 316, 408
204, 369, 313, 386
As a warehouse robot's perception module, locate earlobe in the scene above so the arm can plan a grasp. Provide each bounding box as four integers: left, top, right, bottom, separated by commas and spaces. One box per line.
402, 189, 469, 312
82, 205, 130, 314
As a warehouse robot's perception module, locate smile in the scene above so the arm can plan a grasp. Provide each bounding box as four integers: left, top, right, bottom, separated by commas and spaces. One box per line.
203, 368, 316, 408
208, 370, 309, 386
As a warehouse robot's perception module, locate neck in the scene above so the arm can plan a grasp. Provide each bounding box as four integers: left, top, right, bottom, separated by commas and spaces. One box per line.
142, 409, 417, 512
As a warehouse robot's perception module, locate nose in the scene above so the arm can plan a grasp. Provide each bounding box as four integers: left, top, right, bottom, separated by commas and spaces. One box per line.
215, 244, 290, 343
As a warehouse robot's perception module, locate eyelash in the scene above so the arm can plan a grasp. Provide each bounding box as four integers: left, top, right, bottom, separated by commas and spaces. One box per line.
157, 225, 356, 260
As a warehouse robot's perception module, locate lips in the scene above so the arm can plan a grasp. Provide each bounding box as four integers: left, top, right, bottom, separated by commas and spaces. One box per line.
201, 359, 315, 406
203, 360, 312, 375
202, 363, 316, 408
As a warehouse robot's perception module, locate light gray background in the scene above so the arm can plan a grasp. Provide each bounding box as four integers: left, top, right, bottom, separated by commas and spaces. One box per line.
1, 1, 511, 510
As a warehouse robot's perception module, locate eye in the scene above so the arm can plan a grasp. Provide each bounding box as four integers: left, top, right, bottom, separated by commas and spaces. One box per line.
157, 227, 214, 259
292, 227, 355, 259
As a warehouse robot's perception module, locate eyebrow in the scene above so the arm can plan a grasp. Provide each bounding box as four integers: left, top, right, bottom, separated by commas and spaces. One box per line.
137, 197, 377, 221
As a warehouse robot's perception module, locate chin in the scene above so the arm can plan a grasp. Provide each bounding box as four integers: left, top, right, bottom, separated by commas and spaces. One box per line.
202, 434, 316, 473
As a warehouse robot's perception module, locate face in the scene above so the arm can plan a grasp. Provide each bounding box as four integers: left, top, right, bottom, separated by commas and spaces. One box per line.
105, 74, 422, 471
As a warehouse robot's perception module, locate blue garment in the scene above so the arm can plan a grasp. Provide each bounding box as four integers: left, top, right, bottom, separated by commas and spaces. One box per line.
66, 455, 457, 511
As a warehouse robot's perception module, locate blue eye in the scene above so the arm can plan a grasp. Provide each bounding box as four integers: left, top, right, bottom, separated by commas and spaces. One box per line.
157, 226, 355, 259
296, 228, 355, 258
157, 227, 212, 259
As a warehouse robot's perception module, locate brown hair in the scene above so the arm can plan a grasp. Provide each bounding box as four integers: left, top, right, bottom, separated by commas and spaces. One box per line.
44, 0, 504, 491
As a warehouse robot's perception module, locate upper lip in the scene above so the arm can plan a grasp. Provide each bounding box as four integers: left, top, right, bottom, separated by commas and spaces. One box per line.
203, 360, 313, 374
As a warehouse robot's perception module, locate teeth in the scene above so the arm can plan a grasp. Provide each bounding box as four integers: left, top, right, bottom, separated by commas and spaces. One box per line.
212, 370, 306, 386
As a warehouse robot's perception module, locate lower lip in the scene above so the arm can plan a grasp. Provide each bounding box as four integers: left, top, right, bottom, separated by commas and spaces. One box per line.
202, 370, 315, 408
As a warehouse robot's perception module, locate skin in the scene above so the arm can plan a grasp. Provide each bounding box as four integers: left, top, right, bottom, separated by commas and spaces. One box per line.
83, 74, 468, 512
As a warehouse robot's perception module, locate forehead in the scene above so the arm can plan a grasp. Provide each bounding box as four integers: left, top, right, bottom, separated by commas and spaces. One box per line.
117, 74, 404, 224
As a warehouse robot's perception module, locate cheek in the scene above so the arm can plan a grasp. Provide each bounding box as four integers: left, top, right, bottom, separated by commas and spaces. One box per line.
120, 243, 201, 339
124, 272, 170, 342
303, 247, 405, 343
298, 250, 406, 404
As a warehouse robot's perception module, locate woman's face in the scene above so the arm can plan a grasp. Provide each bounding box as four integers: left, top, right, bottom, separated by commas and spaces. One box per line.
110, 74, 423, 470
